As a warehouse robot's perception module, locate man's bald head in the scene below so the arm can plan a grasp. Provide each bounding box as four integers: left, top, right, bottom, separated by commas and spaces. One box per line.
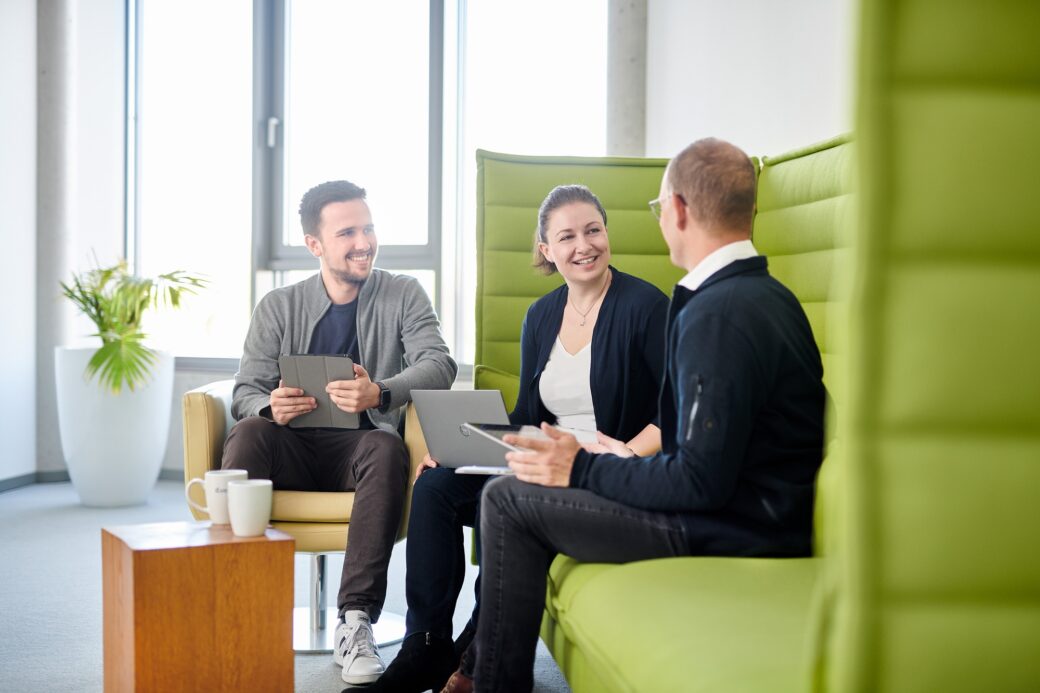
666, 138, 756, 236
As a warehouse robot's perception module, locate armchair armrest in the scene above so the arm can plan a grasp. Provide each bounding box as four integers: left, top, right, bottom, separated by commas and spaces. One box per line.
399, 402, 428, 540
182, 379, 235, 519
474, 364, 520, 410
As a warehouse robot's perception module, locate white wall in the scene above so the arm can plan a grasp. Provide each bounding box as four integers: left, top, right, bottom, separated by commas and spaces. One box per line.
0, 0, 38, 485
646, 0, 854, 158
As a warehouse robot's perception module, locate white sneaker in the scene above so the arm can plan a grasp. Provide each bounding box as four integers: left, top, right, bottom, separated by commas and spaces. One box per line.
334, 610, 386, 685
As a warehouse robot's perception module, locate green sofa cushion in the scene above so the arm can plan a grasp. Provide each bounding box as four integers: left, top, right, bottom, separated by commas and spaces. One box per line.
472, 364, 520, 412
755, 134, 853, 416
755, 135, 853, 557
546, 555, 822, 693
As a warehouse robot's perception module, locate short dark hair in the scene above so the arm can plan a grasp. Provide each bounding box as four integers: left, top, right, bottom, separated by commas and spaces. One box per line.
532, 185, 608, 275
666, 138, 756, 234
299, 180, 367, 237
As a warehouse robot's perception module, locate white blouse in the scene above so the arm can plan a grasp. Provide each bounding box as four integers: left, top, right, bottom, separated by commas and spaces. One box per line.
538, 337, 597, 440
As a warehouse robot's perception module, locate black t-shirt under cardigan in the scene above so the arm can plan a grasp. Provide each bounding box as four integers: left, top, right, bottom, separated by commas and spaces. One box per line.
570, 257, 826, 557
307, 298, 374, 430
309, 299, 361, 362
509, 266, 670, 444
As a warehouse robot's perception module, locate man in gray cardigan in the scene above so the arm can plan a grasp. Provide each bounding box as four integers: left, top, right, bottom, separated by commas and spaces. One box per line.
222, 180, 457, 686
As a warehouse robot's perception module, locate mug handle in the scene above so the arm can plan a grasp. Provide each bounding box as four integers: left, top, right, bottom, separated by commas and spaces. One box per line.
185, 478, 208, 515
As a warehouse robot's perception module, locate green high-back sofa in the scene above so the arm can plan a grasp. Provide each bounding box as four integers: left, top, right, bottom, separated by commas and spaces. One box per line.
822, 0, 1040, 690
473, 136, 853, 692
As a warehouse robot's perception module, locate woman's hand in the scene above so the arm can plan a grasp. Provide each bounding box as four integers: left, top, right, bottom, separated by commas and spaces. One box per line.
581, 431, 636, 457
415, 453, 439, 483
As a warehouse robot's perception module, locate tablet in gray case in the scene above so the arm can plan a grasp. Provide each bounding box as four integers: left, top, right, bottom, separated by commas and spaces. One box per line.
278, 354, 360, 429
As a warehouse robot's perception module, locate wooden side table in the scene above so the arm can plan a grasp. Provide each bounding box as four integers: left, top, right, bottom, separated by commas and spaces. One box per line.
102, 521, 295, 692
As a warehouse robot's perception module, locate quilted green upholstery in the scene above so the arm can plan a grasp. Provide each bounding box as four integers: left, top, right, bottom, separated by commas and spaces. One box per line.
474, 150, 683, 407
756, 135, 854, 557
470, 137, 853, 692
823, 1, 1040, 691
544, 556, 822, 693
756, 134, 853, 412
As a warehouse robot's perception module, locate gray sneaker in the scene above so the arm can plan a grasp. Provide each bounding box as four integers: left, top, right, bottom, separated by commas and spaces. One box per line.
334, 610, 386, 685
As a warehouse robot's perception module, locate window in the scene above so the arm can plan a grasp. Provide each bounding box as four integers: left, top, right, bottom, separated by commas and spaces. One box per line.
129, 0, 607, 364
281, 2, 431, 249
257, 0, 442, 277
133, 0, 253, 358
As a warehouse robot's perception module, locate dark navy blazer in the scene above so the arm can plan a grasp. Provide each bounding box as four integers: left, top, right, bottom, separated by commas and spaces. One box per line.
570, 257, 826, 557
509, 267, 669, 444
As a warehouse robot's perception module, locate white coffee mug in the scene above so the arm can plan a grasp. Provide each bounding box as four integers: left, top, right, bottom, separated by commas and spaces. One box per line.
227, 479, 273, 537
185, 469, 248, 524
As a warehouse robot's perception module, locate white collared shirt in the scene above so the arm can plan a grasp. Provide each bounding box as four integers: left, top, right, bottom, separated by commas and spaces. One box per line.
677, 240, 759, 292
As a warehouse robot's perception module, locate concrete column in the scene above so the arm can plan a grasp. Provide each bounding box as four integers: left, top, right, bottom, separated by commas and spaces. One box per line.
607, 0, 647, 156
37, 0, 79, 474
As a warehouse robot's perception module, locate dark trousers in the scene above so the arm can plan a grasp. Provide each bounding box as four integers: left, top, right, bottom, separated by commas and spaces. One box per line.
221, 416, 409, 622
404, 467, 489, 639
473, 476, 689, 693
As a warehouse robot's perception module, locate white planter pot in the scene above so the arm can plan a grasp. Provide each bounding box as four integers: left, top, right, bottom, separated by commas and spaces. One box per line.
55, 346, 174, 507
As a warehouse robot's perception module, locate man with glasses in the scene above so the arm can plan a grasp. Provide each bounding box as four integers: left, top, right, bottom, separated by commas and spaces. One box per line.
222, 180, 457, 686
463, 138, 826, 692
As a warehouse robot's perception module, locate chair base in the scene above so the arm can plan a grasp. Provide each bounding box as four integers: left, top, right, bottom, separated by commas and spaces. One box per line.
293, 607, 406, 653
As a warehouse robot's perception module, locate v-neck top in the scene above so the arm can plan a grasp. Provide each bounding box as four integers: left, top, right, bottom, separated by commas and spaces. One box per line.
539, 337, 595, 434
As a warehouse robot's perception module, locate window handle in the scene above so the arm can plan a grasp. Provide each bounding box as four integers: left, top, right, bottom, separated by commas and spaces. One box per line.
266, 116, 280, 148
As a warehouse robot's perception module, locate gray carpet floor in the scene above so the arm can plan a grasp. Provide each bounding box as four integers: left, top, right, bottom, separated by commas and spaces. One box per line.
0, 480, 570, 692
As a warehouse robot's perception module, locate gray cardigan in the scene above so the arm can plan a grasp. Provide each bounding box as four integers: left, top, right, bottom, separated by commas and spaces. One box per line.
232, 269, 457, 432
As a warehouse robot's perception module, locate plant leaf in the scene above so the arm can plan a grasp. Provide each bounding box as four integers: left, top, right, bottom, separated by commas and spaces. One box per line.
63, 259, 206, 392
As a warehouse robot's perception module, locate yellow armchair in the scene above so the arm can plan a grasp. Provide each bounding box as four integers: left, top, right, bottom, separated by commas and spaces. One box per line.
182, 379, 428, 651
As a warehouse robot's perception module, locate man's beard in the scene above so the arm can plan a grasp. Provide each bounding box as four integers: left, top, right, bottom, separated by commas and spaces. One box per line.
329, 266, 369, 286
329, 250, 375, 286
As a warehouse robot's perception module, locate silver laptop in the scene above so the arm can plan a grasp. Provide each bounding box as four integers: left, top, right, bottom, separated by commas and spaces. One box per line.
411, 390, 513, 474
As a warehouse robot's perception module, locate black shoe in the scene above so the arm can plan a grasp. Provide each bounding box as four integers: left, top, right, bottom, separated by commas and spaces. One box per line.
363, 632, 455, 693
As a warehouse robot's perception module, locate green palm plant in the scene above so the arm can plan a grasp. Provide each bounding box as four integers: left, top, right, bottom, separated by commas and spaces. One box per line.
60, 260, 207, 393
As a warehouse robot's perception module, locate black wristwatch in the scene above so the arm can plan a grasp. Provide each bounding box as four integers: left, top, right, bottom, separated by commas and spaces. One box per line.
376, 381, 392, 413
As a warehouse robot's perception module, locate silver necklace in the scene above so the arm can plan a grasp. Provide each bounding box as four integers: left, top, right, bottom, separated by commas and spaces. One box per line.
568, 273, 611, 327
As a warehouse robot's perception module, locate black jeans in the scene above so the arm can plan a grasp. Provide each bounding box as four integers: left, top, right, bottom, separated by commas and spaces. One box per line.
473, 476, 689, 693
404, 467, 489, 639
221, 416, 409, 622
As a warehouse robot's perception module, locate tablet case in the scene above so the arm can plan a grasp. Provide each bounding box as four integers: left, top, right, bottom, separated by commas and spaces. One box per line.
278, 354, 360, 429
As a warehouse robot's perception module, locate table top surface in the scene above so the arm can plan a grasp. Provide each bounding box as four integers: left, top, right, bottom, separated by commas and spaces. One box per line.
102, 521, 294, 551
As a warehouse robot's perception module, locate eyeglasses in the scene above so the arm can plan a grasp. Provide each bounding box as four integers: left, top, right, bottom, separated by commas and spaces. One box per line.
648, 193, 687, 220
648, 198, 662, 220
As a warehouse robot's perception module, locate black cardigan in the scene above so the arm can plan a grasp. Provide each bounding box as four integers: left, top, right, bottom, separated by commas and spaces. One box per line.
570, 257, 826, 557
509, 267, 669, 444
